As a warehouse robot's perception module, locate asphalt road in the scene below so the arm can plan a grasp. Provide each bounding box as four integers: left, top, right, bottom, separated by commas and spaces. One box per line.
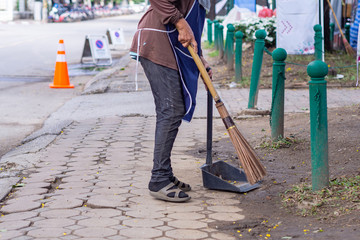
0, 13, 141, 77
0, 14, 141, 158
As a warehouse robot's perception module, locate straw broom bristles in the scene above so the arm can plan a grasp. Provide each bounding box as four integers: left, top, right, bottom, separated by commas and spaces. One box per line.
187, 46, 266, 185
215, 101, 266, 184
326, 0, 356, 56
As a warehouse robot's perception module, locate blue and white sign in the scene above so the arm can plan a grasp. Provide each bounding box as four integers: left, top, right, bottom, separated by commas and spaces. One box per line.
89, 35, 111, 60
107, 28, 126, 48
81, 35, 112, 66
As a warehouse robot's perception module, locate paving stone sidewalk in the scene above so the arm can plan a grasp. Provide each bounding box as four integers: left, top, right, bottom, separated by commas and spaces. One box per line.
0, 116, 244, 240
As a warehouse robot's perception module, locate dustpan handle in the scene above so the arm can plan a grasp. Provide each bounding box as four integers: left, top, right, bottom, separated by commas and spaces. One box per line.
206, 90, 213, 165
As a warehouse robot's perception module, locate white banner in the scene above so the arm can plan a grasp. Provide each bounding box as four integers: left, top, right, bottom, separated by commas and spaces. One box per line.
276, 0, 319, 54
357, 27, 360, 86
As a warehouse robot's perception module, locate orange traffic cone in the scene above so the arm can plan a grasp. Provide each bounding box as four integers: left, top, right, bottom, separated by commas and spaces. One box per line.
50, 39, 74, 88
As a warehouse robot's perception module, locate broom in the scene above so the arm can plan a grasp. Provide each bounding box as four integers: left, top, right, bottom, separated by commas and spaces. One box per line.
326, 0, 356, 56
187, 46, 266, 185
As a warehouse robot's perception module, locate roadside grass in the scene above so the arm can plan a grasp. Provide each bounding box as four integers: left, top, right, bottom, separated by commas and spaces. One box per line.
208, 50, 219, 57
203, 41, 214, 49
206, 42, 358, 87
281, 176, 360, 218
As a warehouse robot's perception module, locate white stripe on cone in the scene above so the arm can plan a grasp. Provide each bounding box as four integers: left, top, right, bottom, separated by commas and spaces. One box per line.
56, 54, 66, 62
58, 43, 65, 52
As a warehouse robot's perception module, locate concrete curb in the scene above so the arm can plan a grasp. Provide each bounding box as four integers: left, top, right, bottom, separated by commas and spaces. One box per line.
82, 54, 131, 95
22, 120, 73, 144
0, 177, 20, 201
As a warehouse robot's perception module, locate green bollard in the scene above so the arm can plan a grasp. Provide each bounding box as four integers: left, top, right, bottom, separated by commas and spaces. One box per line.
271, 48, 287, 140
235, 31, 243, 83
345, 23, 350, 43
272, 0, 276, 10
314, 24, 323, 61
214, 23, 218, 50
330, 23, 335, 49
307, 60, 329, 191
207, 19, 213, 44
330, 23, 335, 41
248, 29, 267, 109
227, 24, 235, 70
215, 22, 220, 51
224, 24, 233, 63
219, 25, 224, 59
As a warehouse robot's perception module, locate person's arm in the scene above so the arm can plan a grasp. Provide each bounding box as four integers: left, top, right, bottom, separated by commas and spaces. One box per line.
149, 0, 183, 25
200, 56, 213, 79
149, 0, 197, 52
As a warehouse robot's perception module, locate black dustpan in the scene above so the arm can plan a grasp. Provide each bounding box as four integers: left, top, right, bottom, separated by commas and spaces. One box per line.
201, 91, 260, 193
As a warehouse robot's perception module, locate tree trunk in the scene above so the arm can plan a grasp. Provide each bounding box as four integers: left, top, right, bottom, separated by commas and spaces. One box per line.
324, 0, 331, 51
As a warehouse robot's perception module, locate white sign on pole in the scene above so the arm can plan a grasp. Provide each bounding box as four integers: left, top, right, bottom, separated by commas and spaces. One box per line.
277, 0, 319, 54
81, 35, 112, 66
106, 28, 126, 48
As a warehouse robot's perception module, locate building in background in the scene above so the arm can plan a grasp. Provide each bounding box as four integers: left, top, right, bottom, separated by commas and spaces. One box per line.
0, 0, 14, 21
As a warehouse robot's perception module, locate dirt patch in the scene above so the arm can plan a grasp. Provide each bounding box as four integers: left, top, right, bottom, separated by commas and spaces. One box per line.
190, 105, 360, 239
191, 43, 360, 239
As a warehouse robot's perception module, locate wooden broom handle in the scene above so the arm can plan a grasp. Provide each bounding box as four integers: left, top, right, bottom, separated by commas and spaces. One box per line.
187, 45, 220, 102
326, 0, 346, 38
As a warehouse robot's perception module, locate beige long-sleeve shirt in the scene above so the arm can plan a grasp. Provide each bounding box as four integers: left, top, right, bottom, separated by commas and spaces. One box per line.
130, 0, 195, 70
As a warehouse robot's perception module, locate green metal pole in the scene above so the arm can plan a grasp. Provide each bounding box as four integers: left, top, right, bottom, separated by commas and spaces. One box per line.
272, 0, 276, 10
271, 48, 287, 140
219, 25, 224, 59
235, 31, 243, 83
248, 29, 267, 109
314, 24, 323, 61
207, 19, 213, 44
227, 0, 234, 14
307, 60, 329, 191
227, 24, 235, 70
345, 23, 350, 43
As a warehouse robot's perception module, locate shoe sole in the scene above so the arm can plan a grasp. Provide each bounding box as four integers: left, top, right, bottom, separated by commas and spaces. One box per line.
149, 191, 191, 203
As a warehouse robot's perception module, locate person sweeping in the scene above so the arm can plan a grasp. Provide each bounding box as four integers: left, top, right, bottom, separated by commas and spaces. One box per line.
130, 0, 212, 202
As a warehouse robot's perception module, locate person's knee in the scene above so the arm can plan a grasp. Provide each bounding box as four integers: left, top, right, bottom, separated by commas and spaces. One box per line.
158, 100, 185, 121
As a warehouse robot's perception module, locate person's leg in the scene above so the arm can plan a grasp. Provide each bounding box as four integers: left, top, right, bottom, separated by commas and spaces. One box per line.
140, 57, 186, 190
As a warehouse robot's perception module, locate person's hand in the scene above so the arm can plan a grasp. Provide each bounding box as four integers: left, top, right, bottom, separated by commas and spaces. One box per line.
200, 56, 212, 91
200, 56, 213, 79
175, 18, 198, 53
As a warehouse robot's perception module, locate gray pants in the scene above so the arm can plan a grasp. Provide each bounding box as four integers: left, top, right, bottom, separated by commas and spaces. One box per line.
140, 57, 186, 183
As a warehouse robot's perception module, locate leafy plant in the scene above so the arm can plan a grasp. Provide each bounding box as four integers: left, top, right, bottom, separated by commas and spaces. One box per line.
233, 17, 276, 47
258, 135, 299, 150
